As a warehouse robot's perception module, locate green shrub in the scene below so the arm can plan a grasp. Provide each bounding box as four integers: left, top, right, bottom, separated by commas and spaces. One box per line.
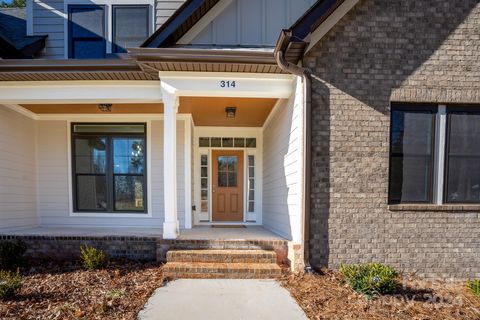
0, 270, 22, 300
0, 240, 27, 270
80, 245, 107, 270
340, 263, 399, 299
467, 279, 480, 298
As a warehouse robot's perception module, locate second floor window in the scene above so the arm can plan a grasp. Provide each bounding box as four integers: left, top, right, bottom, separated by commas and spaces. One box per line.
68, 4, 150, 59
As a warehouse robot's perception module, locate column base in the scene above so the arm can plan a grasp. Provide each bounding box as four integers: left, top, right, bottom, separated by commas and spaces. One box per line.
163, 220, 180, 239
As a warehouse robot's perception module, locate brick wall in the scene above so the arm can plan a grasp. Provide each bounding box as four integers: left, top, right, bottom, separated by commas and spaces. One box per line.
305, 0, 480, 279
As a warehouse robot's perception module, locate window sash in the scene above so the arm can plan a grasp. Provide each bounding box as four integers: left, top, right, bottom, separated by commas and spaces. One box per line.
112, 5, 150, 53
71, 124, 147, 213
68, 5, 106, 59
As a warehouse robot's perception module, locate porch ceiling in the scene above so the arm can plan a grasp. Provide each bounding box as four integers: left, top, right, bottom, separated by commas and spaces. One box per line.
19, 96, 278, 127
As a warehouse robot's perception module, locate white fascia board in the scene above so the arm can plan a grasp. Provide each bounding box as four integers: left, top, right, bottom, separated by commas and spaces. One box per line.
0, 81, 162, 104
305, 0, 359, 53
159, 72, 294, 99
177, 0, 234, 44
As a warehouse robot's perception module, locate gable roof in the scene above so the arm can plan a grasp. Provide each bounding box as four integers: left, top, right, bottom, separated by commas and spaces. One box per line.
0, 8, 47, 59
142, 0, 220, 48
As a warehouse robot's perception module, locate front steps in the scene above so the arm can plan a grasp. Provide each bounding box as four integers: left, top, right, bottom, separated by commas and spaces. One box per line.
163, 249, 282, 279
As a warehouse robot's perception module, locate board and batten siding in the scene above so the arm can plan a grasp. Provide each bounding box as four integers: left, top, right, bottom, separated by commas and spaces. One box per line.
0, 106, 38, 230
190, 0, 316, 46
262, 79, 303, 242
36, 119, 186, 228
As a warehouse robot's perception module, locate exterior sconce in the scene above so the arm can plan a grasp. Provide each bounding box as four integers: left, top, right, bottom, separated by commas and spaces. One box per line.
98, 103, 112, 112
225, 107, 236, 118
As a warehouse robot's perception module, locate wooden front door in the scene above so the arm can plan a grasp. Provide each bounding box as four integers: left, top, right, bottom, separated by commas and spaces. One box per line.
212, 150, 244, 221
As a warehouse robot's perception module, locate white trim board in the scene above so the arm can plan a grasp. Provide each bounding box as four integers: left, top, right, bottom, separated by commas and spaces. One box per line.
305, 0, 359, 53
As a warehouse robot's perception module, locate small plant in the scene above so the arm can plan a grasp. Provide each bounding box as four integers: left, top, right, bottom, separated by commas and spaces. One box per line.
340, 263, 399, 299
467, 279, 480, 298
80, 245, 107, 270
105, 289, 126, 299
0, 240, 27, 270
0, 270, 22, 299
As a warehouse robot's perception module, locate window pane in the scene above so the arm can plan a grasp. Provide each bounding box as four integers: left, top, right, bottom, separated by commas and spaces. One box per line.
201, 154, 208, 165
218, 172, 228, 187
446, 112, 480, 202
249, 167, 255, 177
248, 155, 255, 166
389, 156, 431, 203
227, 156, 237, 171
199, 138, 210, 147
218, 156, 228, 171
76, 175, 106, 210
228, 172, 237, 187
246, 138, 256, 148
75, 138, 106, 173
222, 138, 233, 147
70, 6, 104, 38
248, 202, 254, 212
72, 40, 105, 59
211, 137, 221, 147
113, 5, 149, 53
201, 190, 208, 200
249, 178, 254, 190
389, 108, 434, 203
114, 175, 144, 211
74, 124, 145, 133
201, 167, 208, 177
234, 138, 245, 147
201, 201, 208, 212
113, 138, 145, 174
201, 178, 208, 189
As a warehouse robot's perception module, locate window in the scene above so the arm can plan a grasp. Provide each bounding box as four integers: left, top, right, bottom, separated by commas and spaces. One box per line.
72, 123, 147, 213
68, 5, 106, 59
198, 137, 257, 148
112, 5, 150, 53
247, 155, 255, 212
445, 108, 480, 203
200, 154, 209, 213
389, 105, 436, 203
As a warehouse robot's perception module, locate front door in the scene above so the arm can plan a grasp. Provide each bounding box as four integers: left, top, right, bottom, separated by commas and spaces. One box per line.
212, 150, 244, 221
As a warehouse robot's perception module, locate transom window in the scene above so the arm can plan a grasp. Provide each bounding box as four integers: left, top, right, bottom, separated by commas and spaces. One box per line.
199, 137, 256, 148
389, 104, 480, 204
72, 123, 147, 213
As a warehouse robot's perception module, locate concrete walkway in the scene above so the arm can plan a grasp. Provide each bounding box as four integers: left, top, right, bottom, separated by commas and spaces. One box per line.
138, 279, 307, 320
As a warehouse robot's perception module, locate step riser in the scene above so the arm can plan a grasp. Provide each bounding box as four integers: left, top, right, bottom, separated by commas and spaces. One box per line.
167, 253, 276, 264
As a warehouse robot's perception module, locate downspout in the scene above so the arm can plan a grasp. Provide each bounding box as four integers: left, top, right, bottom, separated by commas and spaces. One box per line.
274, 30, 313, 273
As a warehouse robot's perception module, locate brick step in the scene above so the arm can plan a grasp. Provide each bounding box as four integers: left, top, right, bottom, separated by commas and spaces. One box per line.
167, 249, 277, 264
163, 261, 282, 279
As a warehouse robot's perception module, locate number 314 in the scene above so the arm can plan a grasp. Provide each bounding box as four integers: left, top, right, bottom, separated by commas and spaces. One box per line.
220, 80, 236, 88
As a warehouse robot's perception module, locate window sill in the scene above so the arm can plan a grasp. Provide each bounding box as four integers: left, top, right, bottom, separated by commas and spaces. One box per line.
388, 204, 480, 212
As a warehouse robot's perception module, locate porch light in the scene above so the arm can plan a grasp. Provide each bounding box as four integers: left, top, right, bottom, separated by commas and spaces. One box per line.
225, 107, 236, 118
98, 103, 112, 112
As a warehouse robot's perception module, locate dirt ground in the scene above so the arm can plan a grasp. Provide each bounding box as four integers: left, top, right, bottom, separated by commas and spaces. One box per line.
281, 270, 480, 320
0, 260, 165, 320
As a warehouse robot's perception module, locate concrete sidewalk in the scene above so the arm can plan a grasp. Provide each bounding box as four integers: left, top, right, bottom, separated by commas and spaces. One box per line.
138, 279, 307, 320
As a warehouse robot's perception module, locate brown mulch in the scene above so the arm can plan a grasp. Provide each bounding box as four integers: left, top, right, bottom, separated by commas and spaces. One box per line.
0, 260, 165, 320
281, 270, 480, 320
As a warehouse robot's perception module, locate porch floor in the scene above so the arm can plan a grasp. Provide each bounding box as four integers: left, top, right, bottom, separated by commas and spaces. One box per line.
0, 226, 285, 241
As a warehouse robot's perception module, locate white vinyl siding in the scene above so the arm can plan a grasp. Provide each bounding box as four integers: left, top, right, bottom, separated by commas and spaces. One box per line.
36, 119, 186, 228
262, 79, 303, 242
0, 106, 38, 230
190, 0, 316, 47
32, 0, 65, 59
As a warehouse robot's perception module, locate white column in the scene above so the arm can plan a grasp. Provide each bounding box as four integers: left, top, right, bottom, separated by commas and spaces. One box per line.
184, 118, 193, 229
162, 91, 180, 239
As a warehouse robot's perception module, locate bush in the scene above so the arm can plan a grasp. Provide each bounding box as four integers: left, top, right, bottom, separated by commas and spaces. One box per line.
467, 279, 480, 298
0, 240, 27, 270
340, 263, 399, 299
80, 245, 107, 270
0, 270, 22, 299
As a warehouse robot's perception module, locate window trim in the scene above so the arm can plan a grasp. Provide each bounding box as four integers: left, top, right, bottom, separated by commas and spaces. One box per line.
71, 122, 148, 214
443, 106, 480, 204
112, 4, 150, 53
68, 5, 107, 59
388, 104, 437, 204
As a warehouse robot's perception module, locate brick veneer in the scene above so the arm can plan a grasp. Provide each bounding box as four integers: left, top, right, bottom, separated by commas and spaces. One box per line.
305, 0, 480, 279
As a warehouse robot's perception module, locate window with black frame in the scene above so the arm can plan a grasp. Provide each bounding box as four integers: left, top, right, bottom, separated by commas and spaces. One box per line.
445, 108, 480, 203
68, 5, 106, 59
72, 124, 147, 213
388, 105, 436, 204
112, 5, 150, 53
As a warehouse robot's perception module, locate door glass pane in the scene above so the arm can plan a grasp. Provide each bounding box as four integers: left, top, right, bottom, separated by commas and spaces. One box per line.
75, 138, 106, 173
218, 172, 228, 187
76, 175, 106, 210
114, 175, 144, 211
228, 173, 237, 187
227, 156, 237, 171
113, 138, 145, 174
218, 156, 228, 171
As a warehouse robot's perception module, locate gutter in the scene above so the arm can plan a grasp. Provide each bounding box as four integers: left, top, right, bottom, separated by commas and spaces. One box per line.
274, 30, 313, 273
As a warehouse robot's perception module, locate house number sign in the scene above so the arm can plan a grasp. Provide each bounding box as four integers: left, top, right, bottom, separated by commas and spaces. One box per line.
220, 80, 236, 88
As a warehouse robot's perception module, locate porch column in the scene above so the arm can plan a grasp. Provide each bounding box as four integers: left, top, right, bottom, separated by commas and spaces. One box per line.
162, 91, 180, 239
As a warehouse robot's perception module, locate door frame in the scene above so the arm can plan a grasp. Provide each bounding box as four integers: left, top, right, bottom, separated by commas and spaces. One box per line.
193, 127, 262, 225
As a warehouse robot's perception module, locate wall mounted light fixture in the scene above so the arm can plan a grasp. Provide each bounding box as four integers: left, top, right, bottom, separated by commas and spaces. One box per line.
98, 103, 112, 112
225, 106, 236, 118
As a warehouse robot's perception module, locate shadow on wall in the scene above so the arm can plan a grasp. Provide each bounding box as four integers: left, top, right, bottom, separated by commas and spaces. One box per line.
306, 0, 479, 268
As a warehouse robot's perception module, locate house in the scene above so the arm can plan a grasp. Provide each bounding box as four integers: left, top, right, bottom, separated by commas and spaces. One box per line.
0, 0, 478, 279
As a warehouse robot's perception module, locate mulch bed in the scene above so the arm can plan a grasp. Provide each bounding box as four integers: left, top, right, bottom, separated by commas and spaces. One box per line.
282, 270, 480, 320
0, 260, 165, 320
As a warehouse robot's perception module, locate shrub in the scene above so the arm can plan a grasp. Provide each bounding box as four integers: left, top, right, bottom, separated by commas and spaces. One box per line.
340, 263, 399, 298
0, 240, 27, 270
0, 270, 22, 300
80, 245, 107, 270
467, 279, 480, 298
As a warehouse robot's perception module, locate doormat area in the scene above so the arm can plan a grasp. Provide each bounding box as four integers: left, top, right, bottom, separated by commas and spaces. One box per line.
211, 225, 246, 228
